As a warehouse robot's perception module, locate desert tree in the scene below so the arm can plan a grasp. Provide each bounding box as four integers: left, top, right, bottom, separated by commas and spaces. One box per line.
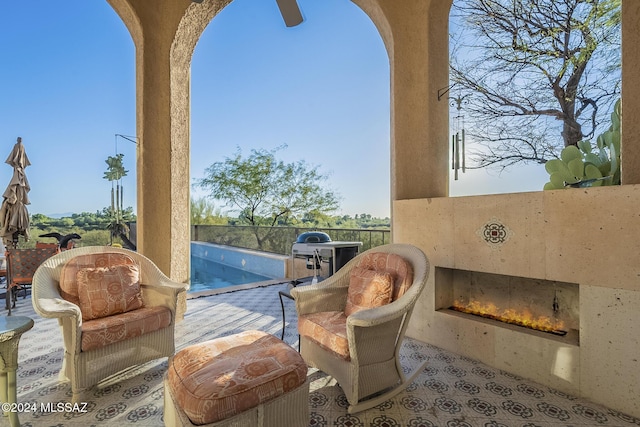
450, 0, 621, 169
196, 146, 340, 249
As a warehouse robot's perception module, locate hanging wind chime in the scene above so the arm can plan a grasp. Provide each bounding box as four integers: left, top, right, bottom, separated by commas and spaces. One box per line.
450, 94, 469, 180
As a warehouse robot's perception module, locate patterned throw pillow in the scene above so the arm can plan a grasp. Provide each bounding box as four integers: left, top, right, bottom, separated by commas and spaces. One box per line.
76, 264, 143, 320
344, 266, 393, 317
356, 252, 414, 300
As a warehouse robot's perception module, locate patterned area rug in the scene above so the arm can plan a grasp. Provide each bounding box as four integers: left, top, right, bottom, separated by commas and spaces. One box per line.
8, 283, 640, 427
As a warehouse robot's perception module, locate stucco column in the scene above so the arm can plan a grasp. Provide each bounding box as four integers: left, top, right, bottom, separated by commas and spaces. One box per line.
109, 0, 192, 281
372, 0, 452, 202
621, 0, 640, 185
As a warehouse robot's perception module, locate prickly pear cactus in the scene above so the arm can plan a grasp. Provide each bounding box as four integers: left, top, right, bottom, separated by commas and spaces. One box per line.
543, 99, 621, 190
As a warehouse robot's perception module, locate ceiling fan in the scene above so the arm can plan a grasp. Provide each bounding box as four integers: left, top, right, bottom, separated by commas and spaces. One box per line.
191, 0, 304, 27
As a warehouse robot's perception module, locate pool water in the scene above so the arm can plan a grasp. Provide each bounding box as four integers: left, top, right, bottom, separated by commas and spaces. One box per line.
189, 256, 272, 293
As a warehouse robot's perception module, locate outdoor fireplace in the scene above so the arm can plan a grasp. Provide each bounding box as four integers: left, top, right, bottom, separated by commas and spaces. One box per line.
395, 188, 640, 418
435, 268, 580, 345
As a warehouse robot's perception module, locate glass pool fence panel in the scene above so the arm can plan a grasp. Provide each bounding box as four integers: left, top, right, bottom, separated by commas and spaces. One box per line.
191, 225, 390, 256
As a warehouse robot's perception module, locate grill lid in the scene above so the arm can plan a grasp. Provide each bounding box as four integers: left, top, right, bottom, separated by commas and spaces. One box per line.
296, 231, 331, 244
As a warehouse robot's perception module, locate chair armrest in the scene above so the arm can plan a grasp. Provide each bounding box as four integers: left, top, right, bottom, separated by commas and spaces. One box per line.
35, 297, 82, 320
347, 299, 410, 328
292, 285, 348, 315
32, 263, 82, 321
141, 280, 188, 313
291, 261, 353, 315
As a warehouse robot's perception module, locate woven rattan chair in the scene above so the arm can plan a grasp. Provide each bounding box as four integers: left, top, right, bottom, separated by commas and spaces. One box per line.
31, 246, 188, 402
291, 243, 430, 413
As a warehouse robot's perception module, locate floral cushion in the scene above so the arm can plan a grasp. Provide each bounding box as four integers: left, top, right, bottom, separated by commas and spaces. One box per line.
344, 267, 393, 317
80, 305, 171, 352
59, 252, 137, 307
167, 330, 308, 425
76, 264, 143, 321
356, 252, 414, 300
298, 311, 350, 360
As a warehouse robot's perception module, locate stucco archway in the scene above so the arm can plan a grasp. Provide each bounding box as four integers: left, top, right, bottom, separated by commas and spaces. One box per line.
106, 0, 453, 279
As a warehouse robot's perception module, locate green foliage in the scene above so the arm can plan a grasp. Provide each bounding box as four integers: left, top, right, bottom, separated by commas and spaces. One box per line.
77, 229, 111, 246
191, 197, 228, 225
543, 99, 621, 190
27, 208, 136, 249
196, 146, 340, 249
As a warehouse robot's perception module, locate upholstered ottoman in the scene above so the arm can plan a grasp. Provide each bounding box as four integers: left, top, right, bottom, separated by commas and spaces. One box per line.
164, 330, 309, 427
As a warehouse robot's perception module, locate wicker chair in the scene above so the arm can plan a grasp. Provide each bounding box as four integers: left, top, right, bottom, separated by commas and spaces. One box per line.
291, 243, 430, 414
31, 246, 188, 401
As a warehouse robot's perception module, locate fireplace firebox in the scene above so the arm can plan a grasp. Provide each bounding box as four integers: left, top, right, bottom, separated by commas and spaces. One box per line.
435, 268, 579, 345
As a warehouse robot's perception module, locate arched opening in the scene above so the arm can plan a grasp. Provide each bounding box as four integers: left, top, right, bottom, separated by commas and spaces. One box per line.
106, 0, 452, 277
190, 0, 391, 221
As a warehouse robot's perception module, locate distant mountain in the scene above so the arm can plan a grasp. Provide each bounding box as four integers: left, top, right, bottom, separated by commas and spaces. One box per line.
47, 212, 75, 219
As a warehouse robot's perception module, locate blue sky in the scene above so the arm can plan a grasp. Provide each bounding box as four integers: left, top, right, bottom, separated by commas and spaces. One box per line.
0, 0, 549, 219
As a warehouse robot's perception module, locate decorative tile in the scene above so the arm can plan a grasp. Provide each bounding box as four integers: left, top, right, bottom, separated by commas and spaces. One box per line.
516, 383, 546, 399
444, 365, 467, 378
309, 391, 329, 408
406, 416, 437, 427
502, 399, 535, 419
125, 403, 159, 422
374, 399, 395, 411
444, 418, 474, 427
486, 382, 514, 397
454, 379, 480, 395
471, 366, 496, 380
606, 409, 640, 425
434, 397, 463, 415
400, 396, 430, 412
477, 217, 514, 249
9, 283, 639, 427
467, 398, 498, 416
333, 414, 364, 427
424, 378, 450, 394
536, 402, 572, 422
572, 404, 609, 424
308, 412, 328, 426
369, 414, 401, 426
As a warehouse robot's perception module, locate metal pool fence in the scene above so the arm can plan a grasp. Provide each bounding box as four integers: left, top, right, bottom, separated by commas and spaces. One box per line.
191, 225, 390, 255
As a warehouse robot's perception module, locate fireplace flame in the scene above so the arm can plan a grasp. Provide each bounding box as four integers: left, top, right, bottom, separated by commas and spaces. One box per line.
452, 299, 566, 335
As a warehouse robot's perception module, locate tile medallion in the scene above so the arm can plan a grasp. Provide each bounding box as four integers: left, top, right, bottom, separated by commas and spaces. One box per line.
477, 217, 514, 249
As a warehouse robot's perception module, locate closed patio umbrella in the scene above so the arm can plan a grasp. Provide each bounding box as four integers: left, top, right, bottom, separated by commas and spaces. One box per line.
0, 137, 31, 248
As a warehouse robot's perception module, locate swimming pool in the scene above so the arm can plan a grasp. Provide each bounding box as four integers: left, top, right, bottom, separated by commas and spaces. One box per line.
189, 256, 272, 293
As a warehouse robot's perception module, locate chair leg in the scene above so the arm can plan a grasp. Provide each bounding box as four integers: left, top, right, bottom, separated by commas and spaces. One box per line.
5, 288, 11, 315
